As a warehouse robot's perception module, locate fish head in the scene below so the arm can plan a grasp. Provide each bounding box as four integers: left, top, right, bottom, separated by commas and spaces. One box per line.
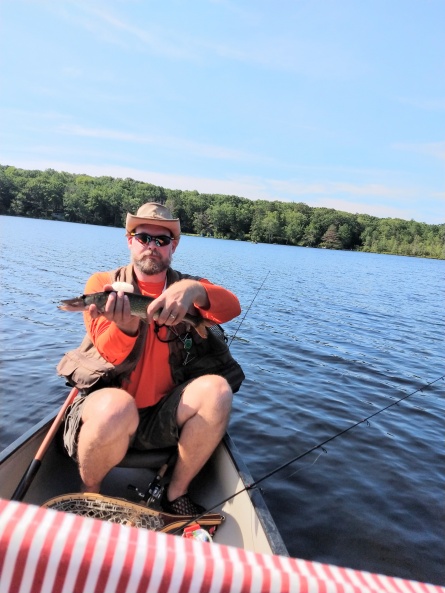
58, 296, 88, 311
58, 292, 109, 312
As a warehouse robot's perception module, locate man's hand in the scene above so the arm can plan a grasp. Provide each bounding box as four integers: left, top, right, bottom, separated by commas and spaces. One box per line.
88, 284, 140, 336
146, 280, 209, 327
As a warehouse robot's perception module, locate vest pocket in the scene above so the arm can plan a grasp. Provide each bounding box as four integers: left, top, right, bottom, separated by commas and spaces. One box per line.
57, 348, 115, 392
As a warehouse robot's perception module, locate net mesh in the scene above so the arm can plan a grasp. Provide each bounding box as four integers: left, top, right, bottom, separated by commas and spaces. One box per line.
43, 493, 224, 534
44, 494, 164, 529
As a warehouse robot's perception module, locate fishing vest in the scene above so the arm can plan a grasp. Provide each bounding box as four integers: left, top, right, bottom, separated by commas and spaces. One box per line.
57, 264, 245, 396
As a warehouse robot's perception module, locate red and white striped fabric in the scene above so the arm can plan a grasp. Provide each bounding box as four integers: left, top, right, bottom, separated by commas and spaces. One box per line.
0, 499, 443, 593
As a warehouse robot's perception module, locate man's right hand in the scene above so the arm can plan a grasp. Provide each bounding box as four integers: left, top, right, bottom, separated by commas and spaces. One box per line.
88, 284, 140, 336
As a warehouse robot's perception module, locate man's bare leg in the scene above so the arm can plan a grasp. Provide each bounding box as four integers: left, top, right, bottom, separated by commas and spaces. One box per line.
166, 375, 233, 502
76, 388, 139, 493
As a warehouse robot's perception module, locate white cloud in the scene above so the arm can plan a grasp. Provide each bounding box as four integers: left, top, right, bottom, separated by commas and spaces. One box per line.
265, 180, 413, 200
2, 157, 442, 223
48, 0, 198, 59
44, 0, 361, 78
397, 97, 445, 111
392, 141, 445, 161
309, 198, 411, 219
57, 124, 276, 164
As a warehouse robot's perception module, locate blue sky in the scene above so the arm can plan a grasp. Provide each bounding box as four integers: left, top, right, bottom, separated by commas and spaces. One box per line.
1, 0, 444, 224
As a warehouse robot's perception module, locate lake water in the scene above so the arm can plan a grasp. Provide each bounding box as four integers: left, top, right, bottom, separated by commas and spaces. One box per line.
0, 215, 444, 585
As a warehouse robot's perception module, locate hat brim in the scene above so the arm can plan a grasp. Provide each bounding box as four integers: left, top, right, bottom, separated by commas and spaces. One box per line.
126, 214, 180, 238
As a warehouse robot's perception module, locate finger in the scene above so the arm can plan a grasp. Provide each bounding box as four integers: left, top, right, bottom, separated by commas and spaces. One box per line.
103, 291, 117, 317
146, 295, 165, 323
88, 303, 100, 319
104, 291, 126, 323
112, 290, 129, 323
165, 311, 180, 326
155, 307, 173, 326
121, 293, 133, 320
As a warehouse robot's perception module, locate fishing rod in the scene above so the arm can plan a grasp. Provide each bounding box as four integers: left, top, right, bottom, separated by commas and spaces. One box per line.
228, 271, 270, 346
172, 373, 444, 534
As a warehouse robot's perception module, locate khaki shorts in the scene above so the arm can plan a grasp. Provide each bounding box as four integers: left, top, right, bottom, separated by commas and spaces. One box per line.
62, 381, 191, 462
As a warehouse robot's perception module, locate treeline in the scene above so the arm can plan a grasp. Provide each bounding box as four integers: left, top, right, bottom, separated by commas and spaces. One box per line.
1, 164, 443, 259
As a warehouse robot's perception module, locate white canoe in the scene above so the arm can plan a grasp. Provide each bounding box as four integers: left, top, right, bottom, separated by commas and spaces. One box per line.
1, 405, 443, 593
0, 404, 286, 556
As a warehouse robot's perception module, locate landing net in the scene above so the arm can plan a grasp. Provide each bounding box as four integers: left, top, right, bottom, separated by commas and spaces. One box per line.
43, 493, 224, 534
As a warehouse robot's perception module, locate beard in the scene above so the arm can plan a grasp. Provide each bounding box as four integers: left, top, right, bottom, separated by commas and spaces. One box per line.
132, 250, 172, 275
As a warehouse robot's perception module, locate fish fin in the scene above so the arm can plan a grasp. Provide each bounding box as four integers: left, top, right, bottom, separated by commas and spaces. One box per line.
194, 319, 215, 339
194, 323, 208, 338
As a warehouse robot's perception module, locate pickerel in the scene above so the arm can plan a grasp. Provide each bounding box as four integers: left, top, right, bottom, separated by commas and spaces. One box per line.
59, 282, 213, 338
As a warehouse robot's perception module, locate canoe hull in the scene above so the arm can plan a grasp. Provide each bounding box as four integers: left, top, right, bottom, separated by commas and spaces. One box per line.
0, 411, 287, 555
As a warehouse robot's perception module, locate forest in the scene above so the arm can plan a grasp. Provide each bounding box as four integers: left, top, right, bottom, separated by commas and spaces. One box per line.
1, 164, 443, 259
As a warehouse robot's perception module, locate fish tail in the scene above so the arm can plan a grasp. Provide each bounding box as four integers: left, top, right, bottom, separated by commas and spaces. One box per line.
194, 319, 215, 339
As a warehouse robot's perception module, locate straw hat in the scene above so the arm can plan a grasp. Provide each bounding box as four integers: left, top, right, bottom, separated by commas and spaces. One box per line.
125, 202, 180, 238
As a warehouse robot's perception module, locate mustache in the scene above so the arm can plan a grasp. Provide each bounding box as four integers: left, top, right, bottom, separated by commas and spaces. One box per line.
138, 250, 160, 259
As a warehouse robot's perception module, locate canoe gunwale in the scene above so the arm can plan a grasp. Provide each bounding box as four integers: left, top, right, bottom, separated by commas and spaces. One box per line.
0, 411, 55, 464
222, 433, 288, 556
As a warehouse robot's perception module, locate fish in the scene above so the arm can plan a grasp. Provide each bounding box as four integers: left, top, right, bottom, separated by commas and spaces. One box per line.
58, 282, 214, 338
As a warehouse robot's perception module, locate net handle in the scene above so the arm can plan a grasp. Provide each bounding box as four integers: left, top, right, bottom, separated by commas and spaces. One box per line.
11, 387, 78, 501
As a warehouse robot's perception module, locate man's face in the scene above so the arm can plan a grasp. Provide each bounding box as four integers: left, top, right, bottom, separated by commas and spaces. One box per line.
128, 223, 178, 276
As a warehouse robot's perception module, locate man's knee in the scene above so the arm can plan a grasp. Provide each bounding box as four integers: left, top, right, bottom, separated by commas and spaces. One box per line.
200, 374, 232, 392
208, 375, 233, 412
82, 388, 139, 430
181, 375, 233, 417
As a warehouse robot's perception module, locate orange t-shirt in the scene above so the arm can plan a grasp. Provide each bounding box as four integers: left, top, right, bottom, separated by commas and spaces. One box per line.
83, 271, 241, 408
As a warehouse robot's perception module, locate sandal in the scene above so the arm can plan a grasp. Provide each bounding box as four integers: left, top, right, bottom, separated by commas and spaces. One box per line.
161, 490, 206, 516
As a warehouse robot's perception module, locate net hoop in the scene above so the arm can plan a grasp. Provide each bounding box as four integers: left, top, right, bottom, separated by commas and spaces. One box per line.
43, 492, 224, 534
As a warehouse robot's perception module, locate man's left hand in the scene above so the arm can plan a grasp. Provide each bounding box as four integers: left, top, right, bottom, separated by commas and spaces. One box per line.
146, 280, 209, 326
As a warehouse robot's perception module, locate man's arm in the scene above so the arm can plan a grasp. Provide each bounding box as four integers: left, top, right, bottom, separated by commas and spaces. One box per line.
145, 279, 241, 327
83, 273, 139, 365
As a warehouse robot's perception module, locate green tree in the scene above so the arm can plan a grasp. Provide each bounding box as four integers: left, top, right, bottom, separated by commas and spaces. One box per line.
262, 211, 281, 242
283, 210, 307, 244
1, 164, 443, 259
193, 210, 213, 236
249, 201, 282, 243
10, 175, 60, 218
208, 202, 235, 238
0, 166, 15, 213
320, 224, 343, 249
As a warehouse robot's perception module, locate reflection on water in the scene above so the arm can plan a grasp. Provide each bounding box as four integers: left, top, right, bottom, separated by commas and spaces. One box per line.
1, 216, 444, 585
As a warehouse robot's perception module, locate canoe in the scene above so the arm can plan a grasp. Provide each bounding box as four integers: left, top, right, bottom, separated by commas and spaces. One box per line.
0, 401, 287, 556
1, 402, 444, 593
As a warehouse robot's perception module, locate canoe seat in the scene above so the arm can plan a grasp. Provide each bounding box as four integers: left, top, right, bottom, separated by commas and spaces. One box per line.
117, 446, 176, 469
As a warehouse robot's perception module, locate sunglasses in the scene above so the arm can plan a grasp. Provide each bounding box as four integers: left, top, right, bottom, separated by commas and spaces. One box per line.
130, 232, 173, 247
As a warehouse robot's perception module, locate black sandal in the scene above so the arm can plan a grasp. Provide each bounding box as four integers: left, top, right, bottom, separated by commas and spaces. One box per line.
161, 490, 206, 516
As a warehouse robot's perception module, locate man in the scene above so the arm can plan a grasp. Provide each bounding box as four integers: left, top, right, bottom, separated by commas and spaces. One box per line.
59, 202, 243, 515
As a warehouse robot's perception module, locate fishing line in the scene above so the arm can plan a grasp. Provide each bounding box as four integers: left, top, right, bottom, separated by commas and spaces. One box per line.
245, 374, 444, 489
228, 271, 270, 346
285, 449, 326, 480
171, 373, 444, 534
